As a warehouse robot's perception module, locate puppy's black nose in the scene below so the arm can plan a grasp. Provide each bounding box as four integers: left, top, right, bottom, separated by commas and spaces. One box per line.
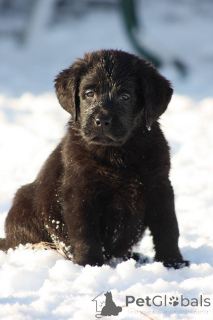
95, 115, 112, 127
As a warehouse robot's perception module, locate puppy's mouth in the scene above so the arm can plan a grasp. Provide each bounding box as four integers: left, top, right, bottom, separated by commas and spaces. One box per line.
82, 122, 128, 146
87, 135, 124, 146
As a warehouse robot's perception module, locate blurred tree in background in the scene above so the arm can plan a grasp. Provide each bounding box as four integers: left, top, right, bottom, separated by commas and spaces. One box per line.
0, 0, 187, 73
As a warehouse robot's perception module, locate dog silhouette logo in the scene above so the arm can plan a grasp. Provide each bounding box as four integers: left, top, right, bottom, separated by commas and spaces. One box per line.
92, 291, 122, 318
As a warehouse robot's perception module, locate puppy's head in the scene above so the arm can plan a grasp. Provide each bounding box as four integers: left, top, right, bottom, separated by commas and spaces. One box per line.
55, 50, 173, 146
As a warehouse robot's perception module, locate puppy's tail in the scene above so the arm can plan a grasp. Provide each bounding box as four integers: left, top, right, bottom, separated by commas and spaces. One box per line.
0, 238, 7, 252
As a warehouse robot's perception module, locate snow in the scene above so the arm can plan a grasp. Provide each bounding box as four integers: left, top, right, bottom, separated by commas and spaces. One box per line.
0, 1, 213, 319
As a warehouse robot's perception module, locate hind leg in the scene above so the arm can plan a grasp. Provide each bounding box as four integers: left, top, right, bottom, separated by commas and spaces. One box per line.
3, 183, 50, 251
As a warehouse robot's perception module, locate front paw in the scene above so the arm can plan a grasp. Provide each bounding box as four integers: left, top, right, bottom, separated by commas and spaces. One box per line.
162, 258, 190, 269
73, 249, 104, 267
124, 251, 149, 264
73, 255, 104, 266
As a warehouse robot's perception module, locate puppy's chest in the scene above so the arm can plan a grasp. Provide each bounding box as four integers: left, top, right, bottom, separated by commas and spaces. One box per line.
96, 169, 144, 212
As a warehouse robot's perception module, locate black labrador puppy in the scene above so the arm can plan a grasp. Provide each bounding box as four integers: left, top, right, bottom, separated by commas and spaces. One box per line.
0, 50, 188, 268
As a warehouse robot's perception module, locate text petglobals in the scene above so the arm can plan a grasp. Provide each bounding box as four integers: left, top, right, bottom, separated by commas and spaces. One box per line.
126, 295, 211, 308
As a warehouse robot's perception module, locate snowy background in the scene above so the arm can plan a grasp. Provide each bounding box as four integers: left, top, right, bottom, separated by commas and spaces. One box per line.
0, 0, 213, 319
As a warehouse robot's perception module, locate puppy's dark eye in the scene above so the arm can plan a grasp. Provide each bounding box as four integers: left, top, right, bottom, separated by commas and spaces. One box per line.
86, 90, 94, 98
120, 93, 130, 101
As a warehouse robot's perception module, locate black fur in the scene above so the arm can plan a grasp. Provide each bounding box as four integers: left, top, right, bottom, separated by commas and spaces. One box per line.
0, 50, 189, 268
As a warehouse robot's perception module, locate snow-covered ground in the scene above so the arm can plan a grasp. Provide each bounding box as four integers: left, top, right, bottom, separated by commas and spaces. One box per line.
0, 1, 213, 319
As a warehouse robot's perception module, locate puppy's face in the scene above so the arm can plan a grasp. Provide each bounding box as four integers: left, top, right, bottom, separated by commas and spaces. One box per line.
78, 67, 141, 146
55, 50, 173, 146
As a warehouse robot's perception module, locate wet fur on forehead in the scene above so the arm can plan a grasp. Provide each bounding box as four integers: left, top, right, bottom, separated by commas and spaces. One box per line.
80, 50, 140, 92
82, 50, 139, 79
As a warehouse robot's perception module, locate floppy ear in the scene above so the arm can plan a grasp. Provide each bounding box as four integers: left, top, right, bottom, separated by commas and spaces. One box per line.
140, 61, 173, 130
54, 59, 86, 121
